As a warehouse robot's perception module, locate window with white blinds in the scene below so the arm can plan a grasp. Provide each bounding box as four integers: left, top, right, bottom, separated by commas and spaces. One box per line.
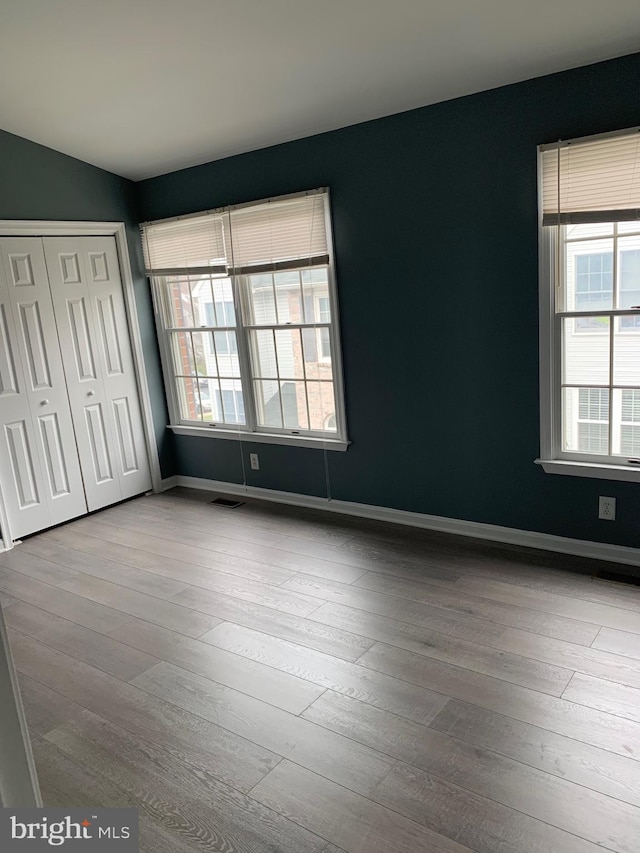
538, 128, 640, 478
141, 190, 347, 447
540, 129, 640, 225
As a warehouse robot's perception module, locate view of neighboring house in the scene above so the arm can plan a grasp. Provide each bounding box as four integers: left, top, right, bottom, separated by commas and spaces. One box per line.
169, 268, 337, 432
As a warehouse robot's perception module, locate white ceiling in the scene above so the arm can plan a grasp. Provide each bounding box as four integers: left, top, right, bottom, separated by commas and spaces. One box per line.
1, 0, 639, 181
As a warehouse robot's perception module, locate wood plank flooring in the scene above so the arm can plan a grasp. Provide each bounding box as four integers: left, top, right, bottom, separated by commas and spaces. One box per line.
2, 488, 640, 852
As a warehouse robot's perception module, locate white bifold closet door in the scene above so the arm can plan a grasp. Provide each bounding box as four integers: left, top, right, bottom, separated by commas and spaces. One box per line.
0, 236, 151, 541
0, 238, 87, 539
44, 237, 151, 512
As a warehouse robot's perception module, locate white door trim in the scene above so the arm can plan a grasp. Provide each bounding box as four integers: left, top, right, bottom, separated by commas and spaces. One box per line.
0, 605, 41, 806
0, 220, 162, 549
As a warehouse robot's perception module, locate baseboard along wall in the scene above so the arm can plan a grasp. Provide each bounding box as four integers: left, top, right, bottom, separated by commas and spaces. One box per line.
161, 475, 640, 569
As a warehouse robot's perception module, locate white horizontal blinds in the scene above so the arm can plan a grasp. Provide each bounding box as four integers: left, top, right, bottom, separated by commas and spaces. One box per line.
541, 129, 640, 225
142, 213, 228, 274
228, 193, 328, 273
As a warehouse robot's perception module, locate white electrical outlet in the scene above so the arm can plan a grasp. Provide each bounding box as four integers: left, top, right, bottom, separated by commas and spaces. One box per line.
598, 496, 616, 521
249, 453, 260, 471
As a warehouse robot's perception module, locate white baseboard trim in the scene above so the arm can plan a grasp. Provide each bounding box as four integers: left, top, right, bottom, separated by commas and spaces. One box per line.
160, 475, 179, 492
161, 475, 640, 568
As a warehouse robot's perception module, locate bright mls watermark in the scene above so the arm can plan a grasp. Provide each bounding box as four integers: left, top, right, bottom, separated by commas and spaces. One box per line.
0, 809, 138, 850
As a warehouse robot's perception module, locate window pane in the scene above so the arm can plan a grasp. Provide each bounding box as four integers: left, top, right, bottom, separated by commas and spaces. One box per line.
163, 275, 235, 329
612, 389, 640, 456
204, 299, 236, 328
564, 240, 613, 313
319, 327, 331, 359
301, 267, 330, 285
613, 324, 640, 386
617, 221, 640, 235
191, 279, 214, 326
213, 333, 241, 378
301, 268, 330, 322
253, 380, 313, 430
282, 381, 309, 429
563, 317, 609, 384
175, 376, 201, 421
191, 277, 235, 328
318, 297, 331, 322
274, 329, 304, 379
254, 379, 283, 428
246, 270, 331, 325
618, 241, 640, 305
215, 380, 245, 425
247, 274, 277, 324
191, 331, 216, 376
220, 299, 236, 326
562, 387, 609, 454
308, 381, 336, 432
578, 422, 609, 454
196, 377, 218, 421
164, 277, 195, 327
565, 223, 614, 240
578, 387, 609, 420
621, 388, 640, 422
211, 279, 235, 325
171, 332, 196, 376
274, 271, 303, 323
250, 330, 278, 379
576, 252, 613, 311
301, 328, 333, 380
213, 330, 238, 356
618, 240, 640, 328
621, 425, 640, 455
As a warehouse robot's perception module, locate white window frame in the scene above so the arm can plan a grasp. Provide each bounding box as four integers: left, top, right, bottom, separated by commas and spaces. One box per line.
537, 144, 640, 482
146, 190, 349, 451
316, 295, 332, 362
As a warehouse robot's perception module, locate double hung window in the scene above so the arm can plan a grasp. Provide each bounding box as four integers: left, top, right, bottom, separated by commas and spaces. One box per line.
538, 128, 640, 478
142, 190, 347, 448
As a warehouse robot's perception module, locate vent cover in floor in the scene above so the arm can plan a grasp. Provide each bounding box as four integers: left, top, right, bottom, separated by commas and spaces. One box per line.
210, 497, 245, 508
592, 569, 640, 587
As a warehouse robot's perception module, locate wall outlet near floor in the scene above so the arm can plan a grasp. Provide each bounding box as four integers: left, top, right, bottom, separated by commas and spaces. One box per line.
249, 452, 260, 471
598, 496, 616, 521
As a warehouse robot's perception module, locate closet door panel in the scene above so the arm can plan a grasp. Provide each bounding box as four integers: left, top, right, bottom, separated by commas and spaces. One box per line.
38, 412, 72, 497
0, 239, 87, 538
84, 240, 151, 498
5, 420, 40, 508
0, 303, 19, 396
0, 285, 48, 537
44, 245, 121, 511
44, 237, 151, 510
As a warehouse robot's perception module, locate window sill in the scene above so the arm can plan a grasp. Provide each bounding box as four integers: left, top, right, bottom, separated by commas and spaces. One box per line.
535, 458, 640, 482
168, 424, 350, 451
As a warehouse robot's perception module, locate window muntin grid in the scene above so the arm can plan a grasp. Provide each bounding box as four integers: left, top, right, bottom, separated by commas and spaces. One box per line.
559, 222, 640, 460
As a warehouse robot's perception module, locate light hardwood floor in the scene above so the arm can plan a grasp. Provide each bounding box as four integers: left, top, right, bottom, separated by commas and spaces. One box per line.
2, 487, 640, 852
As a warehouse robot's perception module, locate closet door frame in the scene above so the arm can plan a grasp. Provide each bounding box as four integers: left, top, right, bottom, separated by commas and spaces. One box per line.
0, 220, 161, 551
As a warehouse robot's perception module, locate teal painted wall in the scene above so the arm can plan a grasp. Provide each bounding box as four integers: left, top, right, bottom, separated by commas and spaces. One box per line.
137, 51, 640, 548
0, 130, 174, 476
